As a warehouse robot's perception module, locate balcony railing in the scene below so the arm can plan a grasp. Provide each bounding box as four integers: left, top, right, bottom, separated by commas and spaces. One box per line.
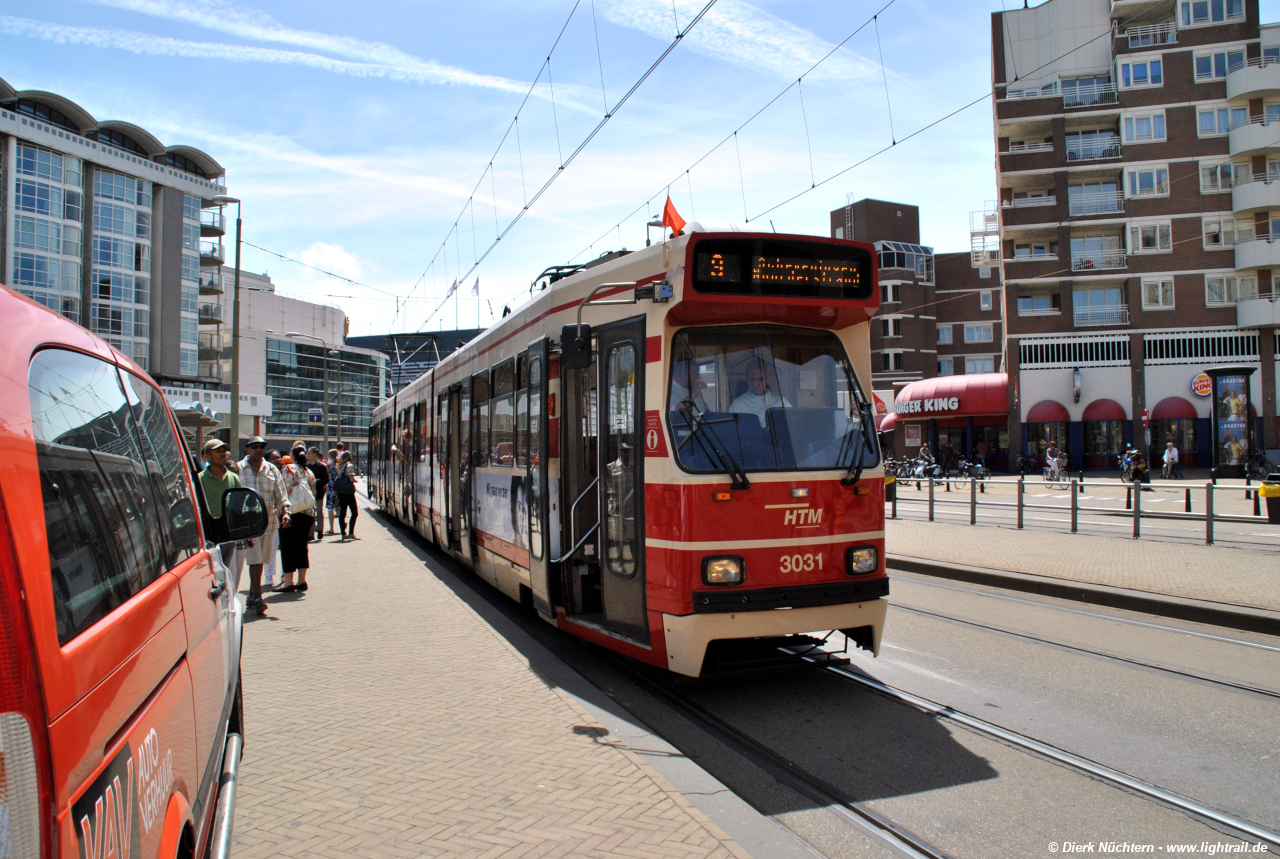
1071, 252, 1126, 271
200, 211, 226, 235
198, 361, 223, 381
198, 270, 223, 294
1008, 141, 1053, 154
1129, 181, 1170, 197
1230, 114, 1280, 131
1068, 190, 1124, 216
1004, 87, 1054, 101
1064, 83, 1118, 108
1074, 305, 1130, 326
1065, 139, 1121, 161
1018, 306, 1062, 317
1124, 22, 1177, 48
198, 303, 223, 323
1008, 253, 1060, 263
1007, 195, 1057, 208
199, 332, 223, 352
199, 242, 226, 263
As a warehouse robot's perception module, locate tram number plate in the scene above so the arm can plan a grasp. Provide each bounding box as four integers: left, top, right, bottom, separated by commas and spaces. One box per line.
779, 552, 823, 574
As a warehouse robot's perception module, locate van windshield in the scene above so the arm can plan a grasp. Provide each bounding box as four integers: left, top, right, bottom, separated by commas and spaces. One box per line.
667, 325, 877, 473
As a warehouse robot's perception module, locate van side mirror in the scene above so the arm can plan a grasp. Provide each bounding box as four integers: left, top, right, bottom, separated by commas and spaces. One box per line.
170, 497, 200, 551
560, 324, 593, 370
223, 487, 268, 541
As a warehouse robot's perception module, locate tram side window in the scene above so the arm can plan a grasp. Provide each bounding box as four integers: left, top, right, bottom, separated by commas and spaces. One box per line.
471, 373, 488, 471
528, 356, 544, 560
515, 354, 529, 468
122, 370, 198, 562
490, 359, 514, 466
437, 395, 448, 472
29, 349, 170, 644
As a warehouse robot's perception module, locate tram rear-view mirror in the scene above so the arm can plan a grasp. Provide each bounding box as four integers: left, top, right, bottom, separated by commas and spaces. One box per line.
561, 324, 593, 370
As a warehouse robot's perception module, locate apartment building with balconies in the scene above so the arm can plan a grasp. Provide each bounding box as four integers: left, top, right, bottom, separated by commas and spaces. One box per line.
0, 76, 230, 390
986, 0, 1280, 471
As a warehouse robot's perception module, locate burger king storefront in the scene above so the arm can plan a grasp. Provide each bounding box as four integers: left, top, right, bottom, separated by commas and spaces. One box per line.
891, 374, 1011, 470
891, 366, 1271, 473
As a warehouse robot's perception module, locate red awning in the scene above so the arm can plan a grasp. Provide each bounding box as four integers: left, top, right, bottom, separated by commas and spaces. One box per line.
877, 412, 896, 432
893, 373, 1007, 419
1082, 398, 1126, 421
1026, 400, 1070, 422
1151, 396, 1197, 420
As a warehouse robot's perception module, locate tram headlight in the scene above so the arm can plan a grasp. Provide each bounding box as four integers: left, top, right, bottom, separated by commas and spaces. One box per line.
846, 546, 878, 575
702, 556, 744, 585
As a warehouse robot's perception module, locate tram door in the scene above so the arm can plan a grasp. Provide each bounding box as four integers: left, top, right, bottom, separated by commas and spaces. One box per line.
447, 383, 472, 559
596, 318, 649, 644
526, 337, 554, 619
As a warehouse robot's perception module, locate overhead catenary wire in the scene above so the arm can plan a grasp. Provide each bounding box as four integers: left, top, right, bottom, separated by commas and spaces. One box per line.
569, 0, 1177, 263
409, 0, 721, 333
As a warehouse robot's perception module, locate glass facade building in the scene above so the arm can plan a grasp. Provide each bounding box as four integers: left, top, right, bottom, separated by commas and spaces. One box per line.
10, 142, 85, 323
265, 339, 389, 458
90, 168, 152, 368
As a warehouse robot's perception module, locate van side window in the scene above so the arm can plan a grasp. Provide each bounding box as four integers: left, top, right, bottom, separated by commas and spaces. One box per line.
29, 349, 168, 643
121, 370, 199, 562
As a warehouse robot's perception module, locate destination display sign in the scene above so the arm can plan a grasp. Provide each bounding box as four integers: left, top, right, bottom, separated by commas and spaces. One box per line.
691, 237, 873, 300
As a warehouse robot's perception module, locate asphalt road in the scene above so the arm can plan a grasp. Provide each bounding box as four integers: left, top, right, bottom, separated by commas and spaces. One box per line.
376, 508, 1278, 858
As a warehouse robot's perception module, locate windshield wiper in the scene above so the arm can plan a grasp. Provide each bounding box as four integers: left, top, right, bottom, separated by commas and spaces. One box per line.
840, 403, 878, 487
676, 403, 751, 490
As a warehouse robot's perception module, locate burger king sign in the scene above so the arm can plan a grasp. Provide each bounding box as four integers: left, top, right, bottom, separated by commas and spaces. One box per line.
1191, 373, 1212, 398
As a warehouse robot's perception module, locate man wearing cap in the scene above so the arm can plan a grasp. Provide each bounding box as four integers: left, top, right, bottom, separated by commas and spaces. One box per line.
238, 436, 291, 614
199, 438, 241, 519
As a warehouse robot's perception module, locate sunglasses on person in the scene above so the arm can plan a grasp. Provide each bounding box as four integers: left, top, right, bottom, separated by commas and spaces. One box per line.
247, 443, 266, 450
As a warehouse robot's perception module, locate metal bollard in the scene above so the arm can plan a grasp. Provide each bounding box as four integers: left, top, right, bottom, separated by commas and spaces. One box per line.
970, 477, 977, 525
1133, 481, 1141, 539
1017, 478, 1025, 529
1254, 491, 1262, 517
1070, 479, 1078, 533
1184, 486, 1192, 513
891, 487, 898, 520
1205, 483, 1214, 545
1125, 486, 1132, 510
928, 478, 935, 522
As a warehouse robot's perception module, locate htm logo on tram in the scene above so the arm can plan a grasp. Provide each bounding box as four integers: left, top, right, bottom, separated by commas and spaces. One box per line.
784, 508, 822, 525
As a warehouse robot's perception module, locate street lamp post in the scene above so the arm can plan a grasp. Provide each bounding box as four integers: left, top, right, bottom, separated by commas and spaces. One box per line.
210, 195, 241, 454
285, 332, 333, 452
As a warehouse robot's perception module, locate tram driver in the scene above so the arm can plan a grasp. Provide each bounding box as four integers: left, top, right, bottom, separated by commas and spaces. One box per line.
730, 359, 791, 428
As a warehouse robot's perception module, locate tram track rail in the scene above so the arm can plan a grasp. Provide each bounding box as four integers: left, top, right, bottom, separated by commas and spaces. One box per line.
783, 646, 1280, 851
886, 601, 1280, 701
601, 653, 953, 859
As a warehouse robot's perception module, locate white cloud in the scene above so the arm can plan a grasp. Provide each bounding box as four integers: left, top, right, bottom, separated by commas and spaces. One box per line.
296, 242, 365, 281
0, 15, 530, 91
598, 0, 882, 85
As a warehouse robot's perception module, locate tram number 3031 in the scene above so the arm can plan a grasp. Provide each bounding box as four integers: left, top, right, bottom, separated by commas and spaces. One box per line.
780, 552, 824, 574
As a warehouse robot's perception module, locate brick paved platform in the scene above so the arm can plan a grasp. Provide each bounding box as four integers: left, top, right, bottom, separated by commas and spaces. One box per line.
887, 518, 1280, 614
232, 501, 755, 858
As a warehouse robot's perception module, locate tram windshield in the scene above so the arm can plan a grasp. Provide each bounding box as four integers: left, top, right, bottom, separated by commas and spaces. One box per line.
667, 325, 878, 474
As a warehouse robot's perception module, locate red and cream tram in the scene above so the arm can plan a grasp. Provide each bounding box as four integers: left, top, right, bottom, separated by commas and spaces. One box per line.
369, 223, 887, 676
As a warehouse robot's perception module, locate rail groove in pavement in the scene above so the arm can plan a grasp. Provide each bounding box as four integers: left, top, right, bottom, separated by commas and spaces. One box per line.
784, 647, 1280, 851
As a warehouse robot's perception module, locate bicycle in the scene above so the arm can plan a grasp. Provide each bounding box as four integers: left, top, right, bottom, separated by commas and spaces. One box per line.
1042, 464, 1070, 490
1245, 453, 1273, 480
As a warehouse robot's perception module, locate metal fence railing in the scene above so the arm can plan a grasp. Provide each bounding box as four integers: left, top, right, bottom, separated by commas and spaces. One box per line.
887, 476, 1277, 546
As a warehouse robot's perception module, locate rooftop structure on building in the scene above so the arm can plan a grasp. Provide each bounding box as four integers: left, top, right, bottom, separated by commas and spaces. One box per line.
347, 329, 484, 393
1, 75, 230, 389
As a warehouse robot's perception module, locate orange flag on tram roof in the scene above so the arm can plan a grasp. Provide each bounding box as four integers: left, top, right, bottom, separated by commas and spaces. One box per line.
662, 195, 686, 237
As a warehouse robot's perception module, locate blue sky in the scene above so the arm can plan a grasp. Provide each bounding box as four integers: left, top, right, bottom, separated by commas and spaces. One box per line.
4, 0, 1276, 336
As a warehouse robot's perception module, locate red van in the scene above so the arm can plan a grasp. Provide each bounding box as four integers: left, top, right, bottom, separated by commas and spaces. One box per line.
0, 285, 267, 859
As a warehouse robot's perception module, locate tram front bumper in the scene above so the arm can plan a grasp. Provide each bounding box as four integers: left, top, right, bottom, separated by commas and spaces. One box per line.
662, 597, 887, 677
